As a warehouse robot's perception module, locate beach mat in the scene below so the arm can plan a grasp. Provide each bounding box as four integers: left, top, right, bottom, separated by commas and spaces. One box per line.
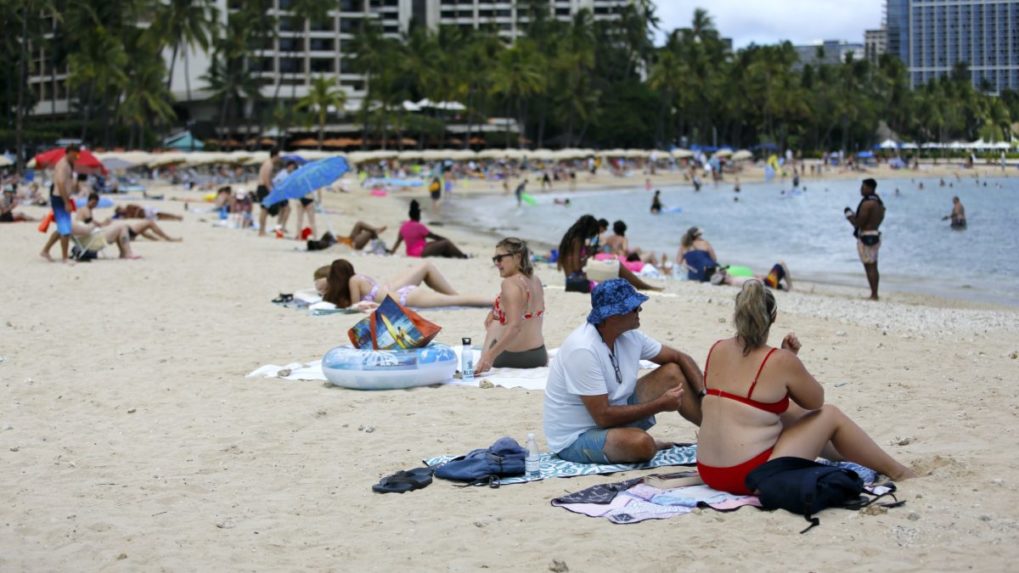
247, 348, 656, 391
424, 444, 697, 485
274, 290, 474, 315
552, 479, 761, 524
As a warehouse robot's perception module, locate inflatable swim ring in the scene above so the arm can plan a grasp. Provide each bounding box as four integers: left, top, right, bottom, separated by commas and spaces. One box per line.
520, 192, 538, 206
726, 265, 754, 278
322, 343, 457, 390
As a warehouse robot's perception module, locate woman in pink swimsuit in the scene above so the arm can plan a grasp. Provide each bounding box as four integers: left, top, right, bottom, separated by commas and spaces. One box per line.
317, 258, 490, 310
696, 280, 915, 494
476, 238, 547, 373
389, 200, 468, 258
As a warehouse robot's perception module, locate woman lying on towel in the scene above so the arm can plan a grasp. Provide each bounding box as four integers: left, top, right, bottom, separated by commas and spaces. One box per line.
315, 259, 490, 312
695, 280, 915, 495
476, 238, 547, 373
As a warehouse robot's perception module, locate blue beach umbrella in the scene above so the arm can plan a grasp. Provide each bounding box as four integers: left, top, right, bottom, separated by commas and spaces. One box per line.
281, 154, 308, 165
261, 156, 349, 207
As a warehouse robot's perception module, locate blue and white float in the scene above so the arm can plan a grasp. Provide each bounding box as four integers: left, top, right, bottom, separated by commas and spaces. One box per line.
322, 343, 457, 390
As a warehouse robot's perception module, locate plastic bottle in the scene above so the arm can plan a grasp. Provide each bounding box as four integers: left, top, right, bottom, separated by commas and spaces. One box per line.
460, 337, 474, 380
525, 433, 540, 478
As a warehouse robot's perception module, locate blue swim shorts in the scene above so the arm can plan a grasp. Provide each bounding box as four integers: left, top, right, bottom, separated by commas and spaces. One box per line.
51, 195, 72, 237
556, 394, 655, 464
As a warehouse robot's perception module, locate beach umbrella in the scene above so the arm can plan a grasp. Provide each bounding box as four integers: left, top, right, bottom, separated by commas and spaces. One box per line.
731, 150, 753, 161
281, 154, 308, 165
31, 148, 108, 175
670, 148, 694, 159
0, 155, 12, 167
261, 156, 350, 207
713, 148, 733, 158
147, 152, 187, 167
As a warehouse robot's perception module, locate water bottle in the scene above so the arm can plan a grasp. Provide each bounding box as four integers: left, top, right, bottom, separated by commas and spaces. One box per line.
525, 433, 540, 478
460, 337, 474, 380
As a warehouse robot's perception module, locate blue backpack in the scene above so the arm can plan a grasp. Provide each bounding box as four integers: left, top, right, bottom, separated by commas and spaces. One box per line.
433, 437, 527, 486
745, 457, 903, 533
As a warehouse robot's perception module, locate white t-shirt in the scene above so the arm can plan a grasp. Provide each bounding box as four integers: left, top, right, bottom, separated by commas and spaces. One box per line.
543, 323, 662, 453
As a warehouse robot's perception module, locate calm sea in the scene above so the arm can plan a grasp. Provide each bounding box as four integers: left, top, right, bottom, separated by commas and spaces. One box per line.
456, 175, 1019, 306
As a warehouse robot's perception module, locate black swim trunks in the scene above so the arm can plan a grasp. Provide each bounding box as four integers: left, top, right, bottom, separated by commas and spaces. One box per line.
257, 185, 284, 216
298, 197, 313, 207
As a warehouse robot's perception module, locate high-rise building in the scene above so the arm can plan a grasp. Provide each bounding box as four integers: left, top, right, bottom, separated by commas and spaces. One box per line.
864, 28, 887, 64
793, 40, 865, 68
886, 0, 1019, 93
26, 0, 634, 125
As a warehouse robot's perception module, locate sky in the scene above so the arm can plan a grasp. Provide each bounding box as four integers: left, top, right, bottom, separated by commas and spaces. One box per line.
655, 1, 884, 49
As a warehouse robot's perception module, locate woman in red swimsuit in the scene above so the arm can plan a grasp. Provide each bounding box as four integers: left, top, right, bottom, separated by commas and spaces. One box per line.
696, 280, 915, 495
476, 238, 547, 374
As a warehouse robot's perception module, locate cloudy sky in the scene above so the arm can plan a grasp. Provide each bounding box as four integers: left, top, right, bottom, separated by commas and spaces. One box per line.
655, 1, 884, 48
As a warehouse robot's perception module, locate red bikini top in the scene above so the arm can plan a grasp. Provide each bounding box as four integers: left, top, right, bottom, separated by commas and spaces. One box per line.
492, 277, 544, 326
704, 341, 789, 414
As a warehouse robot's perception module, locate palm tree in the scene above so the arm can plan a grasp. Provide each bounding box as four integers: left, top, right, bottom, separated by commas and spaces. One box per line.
296, 76, 347, 149
152, 0, 219, 146
348, 21, 387, 149
490, 39, 545, 148
118, 35, 176, 148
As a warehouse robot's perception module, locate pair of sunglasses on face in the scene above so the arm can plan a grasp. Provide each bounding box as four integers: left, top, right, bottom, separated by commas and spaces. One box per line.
492, 253, 516, 264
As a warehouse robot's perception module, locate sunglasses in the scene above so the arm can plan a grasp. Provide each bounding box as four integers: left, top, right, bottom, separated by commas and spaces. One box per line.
492, 253, 514, 264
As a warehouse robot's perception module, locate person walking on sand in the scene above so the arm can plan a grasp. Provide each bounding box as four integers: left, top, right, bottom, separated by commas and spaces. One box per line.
256, 149, 286, 237
844, 178, 885, 300
39, 144, 80, 263
543, 279, 705, 463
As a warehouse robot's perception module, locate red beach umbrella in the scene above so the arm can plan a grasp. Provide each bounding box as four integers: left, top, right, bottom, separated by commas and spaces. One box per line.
31, 148, 108, 175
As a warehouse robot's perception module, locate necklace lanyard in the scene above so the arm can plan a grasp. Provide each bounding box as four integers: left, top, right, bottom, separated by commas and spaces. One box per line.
608, 349, 623, 387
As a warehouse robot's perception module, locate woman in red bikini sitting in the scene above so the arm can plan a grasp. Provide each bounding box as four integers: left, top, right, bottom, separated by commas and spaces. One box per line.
696, 280, 915, 494
476, 238, 547, 373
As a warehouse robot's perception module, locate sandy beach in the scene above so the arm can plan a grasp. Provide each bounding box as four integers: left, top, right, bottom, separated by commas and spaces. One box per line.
3, 164, 1019, 571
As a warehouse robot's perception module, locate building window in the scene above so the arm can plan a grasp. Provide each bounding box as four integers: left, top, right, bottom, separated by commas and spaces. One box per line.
310, 38, 335, 51
280, 58, 304, 74
310, 58, 335, 73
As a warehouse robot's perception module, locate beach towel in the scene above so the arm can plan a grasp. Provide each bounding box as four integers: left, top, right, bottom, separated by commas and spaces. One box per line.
274, 290, 474, 315
552, 480, 761, 524
247, 348, 658, 391
424, 444, 697, 486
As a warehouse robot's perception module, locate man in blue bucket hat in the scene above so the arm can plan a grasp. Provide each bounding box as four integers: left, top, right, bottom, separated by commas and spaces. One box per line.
543, 279, 705, 464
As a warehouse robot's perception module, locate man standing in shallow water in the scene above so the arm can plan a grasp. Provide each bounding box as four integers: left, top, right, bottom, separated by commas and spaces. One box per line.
844, 178, 885, 300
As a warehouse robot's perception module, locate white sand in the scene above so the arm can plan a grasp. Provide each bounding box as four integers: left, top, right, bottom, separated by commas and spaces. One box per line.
2, 173, 1018, 571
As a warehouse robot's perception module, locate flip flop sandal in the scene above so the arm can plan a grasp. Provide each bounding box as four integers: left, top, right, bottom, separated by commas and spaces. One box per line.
271, 293, 294, 304
372, 467, 433, 494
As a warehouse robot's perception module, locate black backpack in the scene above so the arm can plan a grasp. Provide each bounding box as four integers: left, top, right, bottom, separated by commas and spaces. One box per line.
432, 437, 527, 487
745, 457, 904, 533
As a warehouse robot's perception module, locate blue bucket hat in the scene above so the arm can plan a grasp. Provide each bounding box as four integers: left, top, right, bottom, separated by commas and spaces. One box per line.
587, 279, 649, 325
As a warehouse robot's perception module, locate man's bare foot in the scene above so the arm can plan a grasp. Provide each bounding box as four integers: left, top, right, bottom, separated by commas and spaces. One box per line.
40, 252, 54, 262
869, 295, 879, 301
121, 255, 142, 260
61, 258, 75, 266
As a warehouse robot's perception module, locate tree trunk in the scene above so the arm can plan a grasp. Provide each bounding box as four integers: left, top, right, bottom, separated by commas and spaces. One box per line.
185, 49, 194, 150
15, 7, 29, 173
80, 81, 96, 143
167, 43, 179, 91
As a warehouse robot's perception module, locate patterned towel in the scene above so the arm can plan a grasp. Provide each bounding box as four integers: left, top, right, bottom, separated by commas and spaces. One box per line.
424, 444, 697, 485
552, 482, 762, 524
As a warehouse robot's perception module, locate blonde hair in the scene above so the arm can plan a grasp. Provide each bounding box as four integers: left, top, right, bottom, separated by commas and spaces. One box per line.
496, 237, 534, 276
313, 265, 330, 281
733, 280, 776, 355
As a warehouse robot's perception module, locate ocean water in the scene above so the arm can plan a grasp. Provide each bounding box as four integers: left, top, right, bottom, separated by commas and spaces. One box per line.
457, 175, 1019, 306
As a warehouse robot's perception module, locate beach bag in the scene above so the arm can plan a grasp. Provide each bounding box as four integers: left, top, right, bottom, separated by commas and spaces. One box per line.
71, 245, 98, 262
433, 437, 528, 486
348, 295, 441, 351
745, 457, 902, 533
565, 271, 591, 293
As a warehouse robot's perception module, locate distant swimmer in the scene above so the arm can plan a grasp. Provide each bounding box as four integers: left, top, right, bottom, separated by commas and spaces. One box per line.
514, 180, 527, 207
692, 175, 702, 192
844, 178, 885, 301
554, 198, 572, 206
650, 190, 663, 214
944, 196, 967, 230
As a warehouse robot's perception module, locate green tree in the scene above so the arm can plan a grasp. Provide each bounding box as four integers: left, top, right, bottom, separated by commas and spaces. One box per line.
296, 76, 348, 149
